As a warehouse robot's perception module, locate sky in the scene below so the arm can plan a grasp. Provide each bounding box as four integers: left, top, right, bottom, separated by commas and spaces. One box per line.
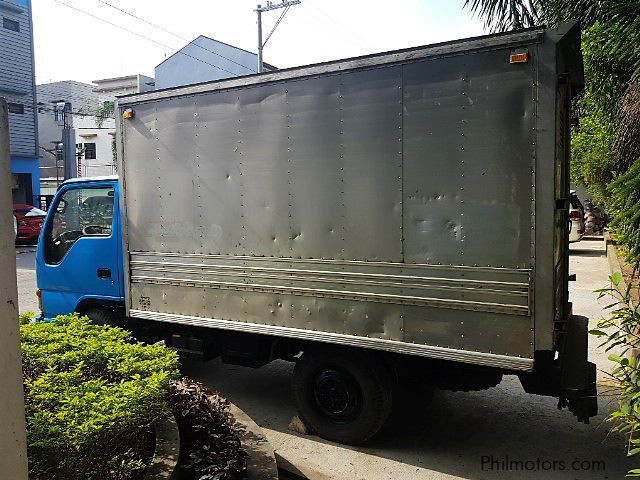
32, 0, 487, 85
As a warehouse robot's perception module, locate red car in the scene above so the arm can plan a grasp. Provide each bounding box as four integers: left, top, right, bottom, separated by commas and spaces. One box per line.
13, 204, 47, 244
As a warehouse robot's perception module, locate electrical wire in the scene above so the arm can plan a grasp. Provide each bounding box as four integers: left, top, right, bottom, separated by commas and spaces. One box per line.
96, 0, 257, 73
8, 102, 115, 120
305, 1, 373, 52
52, 0, 239, 76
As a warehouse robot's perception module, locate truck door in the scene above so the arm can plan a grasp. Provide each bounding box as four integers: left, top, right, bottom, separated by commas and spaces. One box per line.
37, 182, 123, 317
553, 79, 571, 343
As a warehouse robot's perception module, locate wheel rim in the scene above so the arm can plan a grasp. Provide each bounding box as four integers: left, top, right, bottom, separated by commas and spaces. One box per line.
313, 368, 362, 423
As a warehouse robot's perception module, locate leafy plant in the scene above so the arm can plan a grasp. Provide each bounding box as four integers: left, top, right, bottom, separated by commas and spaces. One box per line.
94, 101, 115, 129
609, 162, 640, 268
21, 314, 179, 480
170, 378, 247, 480
463, 0, 541, 31
591, 273, 640, 474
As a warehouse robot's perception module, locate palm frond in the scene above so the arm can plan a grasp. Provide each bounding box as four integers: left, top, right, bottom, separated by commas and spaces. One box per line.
463, 0, 542, 32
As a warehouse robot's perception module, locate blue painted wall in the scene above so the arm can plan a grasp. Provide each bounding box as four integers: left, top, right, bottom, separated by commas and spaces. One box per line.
11, 155, 40, 203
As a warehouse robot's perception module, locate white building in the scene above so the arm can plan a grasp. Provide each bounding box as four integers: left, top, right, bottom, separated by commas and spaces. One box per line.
37, 75, 154, 195
37, 80, 114, 194
92, 74, 155, 97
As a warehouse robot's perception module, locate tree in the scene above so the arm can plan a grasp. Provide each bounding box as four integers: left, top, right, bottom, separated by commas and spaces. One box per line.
463, 0, 541, 31
93, 101, 117, 171
94, 101, 115, 129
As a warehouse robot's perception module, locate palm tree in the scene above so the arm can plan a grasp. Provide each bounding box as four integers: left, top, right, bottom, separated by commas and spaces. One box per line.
463, 0, 541, 31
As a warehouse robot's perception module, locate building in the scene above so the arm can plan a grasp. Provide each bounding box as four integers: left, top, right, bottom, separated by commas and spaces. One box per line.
92, 74, 155, 97
37, 75, 154, 195
0, 0, 39, 205
37, 81, 116, 194
154, 35, 275, 90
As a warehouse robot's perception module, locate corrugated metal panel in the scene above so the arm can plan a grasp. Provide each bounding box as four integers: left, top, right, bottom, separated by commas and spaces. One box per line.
122, 54, 538, 363
402, 47, 535, 268
0, 0, 36, 157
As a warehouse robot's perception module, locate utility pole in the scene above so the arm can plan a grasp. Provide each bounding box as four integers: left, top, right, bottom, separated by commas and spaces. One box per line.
0, 99, 29, 479
54, 101, 77, 180
255, 0, 301, 73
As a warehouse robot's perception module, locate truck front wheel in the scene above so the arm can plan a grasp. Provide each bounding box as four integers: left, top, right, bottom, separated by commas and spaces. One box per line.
84, 307, 123, 328
292, 348, 393, 445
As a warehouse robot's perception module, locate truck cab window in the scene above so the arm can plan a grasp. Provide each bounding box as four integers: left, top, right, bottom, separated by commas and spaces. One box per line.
45, 187, 115, 264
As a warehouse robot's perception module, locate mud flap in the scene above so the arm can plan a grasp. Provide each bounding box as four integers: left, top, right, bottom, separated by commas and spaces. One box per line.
558, 315, 598, 423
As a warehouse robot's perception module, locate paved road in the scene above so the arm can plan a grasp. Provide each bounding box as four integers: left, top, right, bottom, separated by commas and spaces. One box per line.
15, 245, 37, 314
16, 238, 632, 479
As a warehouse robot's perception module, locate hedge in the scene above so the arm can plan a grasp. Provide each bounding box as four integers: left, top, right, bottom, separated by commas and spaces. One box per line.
20, 314, 180, 480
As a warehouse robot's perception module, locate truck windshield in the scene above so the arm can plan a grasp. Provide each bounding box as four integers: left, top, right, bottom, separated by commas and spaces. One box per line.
44, 186, 115, 264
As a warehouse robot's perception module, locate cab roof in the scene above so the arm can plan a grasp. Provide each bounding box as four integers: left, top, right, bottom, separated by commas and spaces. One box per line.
60, 175, 118, 187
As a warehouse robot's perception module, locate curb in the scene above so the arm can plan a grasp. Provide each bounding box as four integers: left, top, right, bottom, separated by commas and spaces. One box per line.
605, 233, 624, 282
605, 233, 638, 304
228, 402, 279, 480
146, 408, 180, 480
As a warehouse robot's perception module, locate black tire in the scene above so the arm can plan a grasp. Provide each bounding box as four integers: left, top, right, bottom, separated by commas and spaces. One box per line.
84, 307, 122, 328
292, 348, 393, 445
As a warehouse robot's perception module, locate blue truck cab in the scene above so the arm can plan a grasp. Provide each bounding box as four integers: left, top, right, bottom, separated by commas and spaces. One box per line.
36, 176, 124, 320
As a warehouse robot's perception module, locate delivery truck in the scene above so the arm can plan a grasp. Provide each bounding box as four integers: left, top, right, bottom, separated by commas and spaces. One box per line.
36, 22, 597, 444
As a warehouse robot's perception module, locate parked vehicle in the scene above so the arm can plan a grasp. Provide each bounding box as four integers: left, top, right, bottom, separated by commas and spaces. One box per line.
568, 191, 585, 242
583, 200, 605, 235
36, 23, 596, 445
14, 204, 46, 244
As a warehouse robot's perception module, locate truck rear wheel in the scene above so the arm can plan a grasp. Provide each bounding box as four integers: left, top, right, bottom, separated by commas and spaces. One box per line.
292, 348, 393, 445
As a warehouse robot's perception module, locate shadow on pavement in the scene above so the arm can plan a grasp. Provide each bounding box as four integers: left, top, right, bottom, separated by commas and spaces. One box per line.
569, 248, 606, 257
182, 358, 632, 479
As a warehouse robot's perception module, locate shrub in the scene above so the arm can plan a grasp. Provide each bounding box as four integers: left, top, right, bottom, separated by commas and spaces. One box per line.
21, 314, 180, 480
592, 273, 640, 475
170, 378, 247, 480
609, 161, 640, 269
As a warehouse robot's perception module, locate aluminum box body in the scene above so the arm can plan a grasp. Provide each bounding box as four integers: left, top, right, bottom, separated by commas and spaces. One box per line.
118, 24, 583, 372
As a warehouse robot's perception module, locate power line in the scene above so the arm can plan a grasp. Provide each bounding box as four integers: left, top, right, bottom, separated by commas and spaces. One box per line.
10, 101, 115, 120
305, 1, 374, 52
52, 0, 238, 76
96, 0, 257, 73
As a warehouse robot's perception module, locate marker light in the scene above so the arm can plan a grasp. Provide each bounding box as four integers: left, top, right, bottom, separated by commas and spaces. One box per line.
510, 51, 529, 64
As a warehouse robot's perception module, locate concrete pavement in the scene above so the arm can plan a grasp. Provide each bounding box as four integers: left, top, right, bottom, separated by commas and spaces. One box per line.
15, 246, 37, 314
16, 238, 633, 479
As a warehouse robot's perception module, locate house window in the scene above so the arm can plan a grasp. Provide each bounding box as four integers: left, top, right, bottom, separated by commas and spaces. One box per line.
3, 17, 19, 32
84, 143, 97, 160
7, 103, 24, 114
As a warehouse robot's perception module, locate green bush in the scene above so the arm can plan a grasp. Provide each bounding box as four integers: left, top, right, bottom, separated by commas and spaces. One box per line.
21, 314, 180, 480
609, 161, 640, 268
592, 273, 640, 475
